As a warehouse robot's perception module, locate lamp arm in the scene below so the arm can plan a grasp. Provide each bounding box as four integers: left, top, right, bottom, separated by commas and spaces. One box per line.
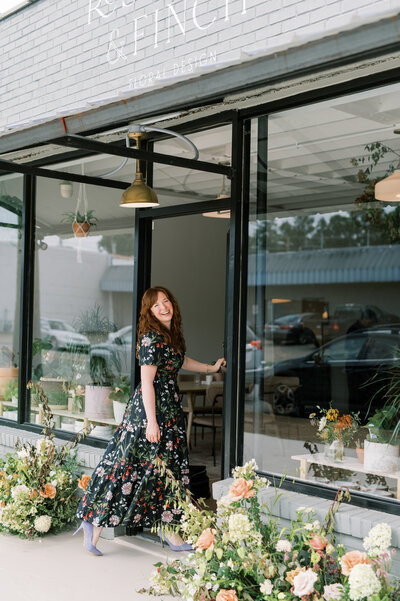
129, 124, 199, 161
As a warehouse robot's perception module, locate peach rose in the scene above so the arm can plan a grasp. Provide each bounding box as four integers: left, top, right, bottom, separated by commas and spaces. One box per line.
216, 589, 238, 601
78, 474, 91, 491
309, 534, 327, 551
340, 550, 370, 576
229, 478, 255, 501
40, 483, 56, 499
293, 568, 318, 597
196, 528, 215, 551
286, 566, 304, 585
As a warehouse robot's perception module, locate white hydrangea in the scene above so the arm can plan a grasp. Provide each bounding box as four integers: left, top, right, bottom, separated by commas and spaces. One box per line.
232, 458, 258, 478
11, 484, 30, 500
17, 448, 29, 459
319, 417, 327, 431
348, 564, 381, 601
275, 540, 292, 553
34, 515, 52, 533
363, 523, 391, 555
260, 579, 273, 595
228, 513, 252, 542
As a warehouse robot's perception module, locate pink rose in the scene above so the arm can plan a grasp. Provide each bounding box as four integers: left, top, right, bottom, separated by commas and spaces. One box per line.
293, 568, 318, 597
323, 583, 345, 601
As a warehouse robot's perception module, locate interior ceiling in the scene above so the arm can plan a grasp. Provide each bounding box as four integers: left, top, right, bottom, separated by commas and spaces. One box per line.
1, 81, 400, 230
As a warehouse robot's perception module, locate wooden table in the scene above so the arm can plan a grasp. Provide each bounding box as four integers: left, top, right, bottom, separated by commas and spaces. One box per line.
292, 452, 400, 499
179, 381, 209, 446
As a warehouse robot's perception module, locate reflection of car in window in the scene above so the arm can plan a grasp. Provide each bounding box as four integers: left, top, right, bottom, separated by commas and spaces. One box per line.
89, 325, 132, 381
266, 313, 319, 345
40, 318, 90, 353
263, 327, 400, 417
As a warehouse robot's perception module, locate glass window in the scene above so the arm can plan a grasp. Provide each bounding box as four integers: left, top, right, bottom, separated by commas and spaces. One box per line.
244, 81, 400, 504
0, 173, 23, 422
30, 176, 135, 439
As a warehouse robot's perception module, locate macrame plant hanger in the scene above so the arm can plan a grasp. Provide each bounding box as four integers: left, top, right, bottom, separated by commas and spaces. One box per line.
74, 163, 89, 263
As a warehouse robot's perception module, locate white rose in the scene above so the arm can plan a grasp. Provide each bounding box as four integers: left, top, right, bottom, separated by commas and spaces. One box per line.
293, 568, 318, 597
260, 579, 273, 595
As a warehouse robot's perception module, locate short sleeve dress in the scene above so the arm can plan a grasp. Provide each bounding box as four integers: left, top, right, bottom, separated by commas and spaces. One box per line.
76, 331, 190, 528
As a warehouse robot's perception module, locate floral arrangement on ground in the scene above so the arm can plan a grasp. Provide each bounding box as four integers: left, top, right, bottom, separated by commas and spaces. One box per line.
143, 460, 399, 601
0, 382, 90, 538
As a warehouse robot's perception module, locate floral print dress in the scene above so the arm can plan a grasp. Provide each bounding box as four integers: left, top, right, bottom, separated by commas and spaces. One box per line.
76, 331, 190, 528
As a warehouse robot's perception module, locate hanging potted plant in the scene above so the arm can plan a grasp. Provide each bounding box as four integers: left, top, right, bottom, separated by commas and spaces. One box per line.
109, 377, 131, 423
62, 209, 97, 238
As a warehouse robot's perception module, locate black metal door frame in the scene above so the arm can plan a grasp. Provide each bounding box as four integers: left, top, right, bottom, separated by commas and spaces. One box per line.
132, 114, 246, 478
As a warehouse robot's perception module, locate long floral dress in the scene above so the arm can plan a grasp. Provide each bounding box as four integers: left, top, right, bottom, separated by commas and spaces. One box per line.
76, 331, 190, 528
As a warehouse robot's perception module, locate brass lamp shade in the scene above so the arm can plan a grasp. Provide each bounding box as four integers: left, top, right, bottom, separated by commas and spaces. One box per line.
375, 170, 400, 202
120, 172, 159, 208
120, 131, 159, 208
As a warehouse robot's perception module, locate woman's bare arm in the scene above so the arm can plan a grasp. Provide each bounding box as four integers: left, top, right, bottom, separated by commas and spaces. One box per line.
182, 356, 226, 373
141, 364, 160, 442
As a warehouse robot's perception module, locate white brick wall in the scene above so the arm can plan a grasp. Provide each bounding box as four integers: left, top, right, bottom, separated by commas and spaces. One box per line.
0, 0, 399, 129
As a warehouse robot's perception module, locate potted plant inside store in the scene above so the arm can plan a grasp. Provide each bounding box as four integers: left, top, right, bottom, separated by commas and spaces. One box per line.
62, 209, 97, 238
363, 358, 400, 473
364, 406, 400, 473
309, 405, 361, 462
4, 379, 18, 404
0, 347, 18, 397
109, 377, 131, 423
85, 355, 114, 422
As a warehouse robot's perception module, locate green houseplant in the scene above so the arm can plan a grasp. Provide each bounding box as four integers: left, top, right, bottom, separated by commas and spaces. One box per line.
0, 347, 18, 398
364, 359, 400, 473
109, 377, 131, 423
62, 209, 97, 238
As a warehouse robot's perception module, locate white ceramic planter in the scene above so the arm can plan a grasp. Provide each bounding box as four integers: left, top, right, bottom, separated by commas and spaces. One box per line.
91, 424, 114, 439
84, 385, 113, 420
364, 440, 400, 473
113, 400, 127, 424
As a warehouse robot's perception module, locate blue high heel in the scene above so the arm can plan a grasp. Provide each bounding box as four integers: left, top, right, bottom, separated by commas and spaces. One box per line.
73, 520, 103, 556
158, 529, 193, 552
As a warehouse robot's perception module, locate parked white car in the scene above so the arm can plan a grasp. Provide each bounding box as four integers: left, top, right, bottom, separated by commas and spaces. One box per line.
40, 318, 90, 353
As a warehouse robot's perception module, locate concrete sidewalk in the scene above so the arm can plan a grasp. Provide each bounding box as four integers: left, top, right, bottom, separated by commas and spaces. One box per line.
0, 528, 178, 601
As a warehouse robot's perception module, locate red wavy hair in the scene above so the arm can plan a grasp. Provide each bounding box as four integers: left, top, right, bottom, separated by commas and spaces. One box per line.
136, 286, 186, 356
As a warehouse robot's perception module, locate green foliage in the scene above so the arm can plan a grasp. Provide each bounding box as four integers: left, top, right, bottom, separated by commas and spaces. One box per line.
98, 233, 134, 256
141, 462, 397, 601
4, 379, 18, 402
0, 381, 92, 538
109, 377, 131, 403
62, 209, 98, 226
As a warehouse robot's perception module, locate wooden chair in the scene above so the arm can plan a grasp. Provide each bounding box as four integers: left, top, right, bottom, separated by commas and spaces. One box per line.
192, 387, 223, 466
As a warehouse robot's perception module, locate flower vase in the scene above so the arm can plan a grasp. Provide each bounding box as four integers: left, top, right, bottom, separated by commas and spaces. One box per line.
324, 439, 344, 462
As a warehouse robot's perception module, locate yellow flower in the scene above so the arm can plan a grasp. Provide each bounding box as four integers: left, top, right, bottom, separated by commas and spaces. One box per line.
326, 408, 339, 421
309, 413, 316, 419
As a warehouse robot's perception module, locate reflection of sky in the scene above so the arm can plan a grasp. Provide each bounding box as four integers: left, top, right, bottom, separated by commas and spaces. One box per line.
0, 207, 18, 225
0, 0, 27, 14
44, 234, 106, 252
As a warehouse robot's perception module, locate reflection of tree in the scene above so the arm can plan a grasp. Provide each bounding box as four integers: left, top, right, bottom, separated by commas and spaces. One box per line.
98, 234, 134, 256
351, 141, 400, 243
249, 211, 395, 252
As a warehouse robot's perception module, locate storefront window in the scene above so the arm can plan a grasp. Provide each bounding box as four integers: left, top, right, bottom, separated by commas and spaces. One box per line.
244, 82, 400, 503
0, 173, 23, 422
30, 176, 135, 439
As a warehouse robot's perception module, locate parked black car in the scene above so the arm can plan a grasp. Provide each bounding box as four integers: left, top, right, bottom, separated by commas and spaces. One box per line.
263, 326, 400, 417
266, 313, 319, 345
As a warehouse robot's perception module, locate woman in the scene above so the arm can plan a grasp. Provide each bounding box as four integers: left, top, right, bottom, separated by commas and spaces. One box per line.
74, 286, 226, 555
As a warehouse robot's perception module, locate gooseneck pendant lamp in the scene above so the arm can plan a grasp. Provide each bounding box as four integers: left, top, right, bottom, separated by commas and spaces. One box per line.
120, 132, 159, 208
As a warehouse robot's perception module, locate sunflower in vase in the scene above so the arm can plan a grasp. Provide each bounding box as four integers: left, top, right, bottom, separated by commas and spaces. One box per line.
309, 405, 361, 462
